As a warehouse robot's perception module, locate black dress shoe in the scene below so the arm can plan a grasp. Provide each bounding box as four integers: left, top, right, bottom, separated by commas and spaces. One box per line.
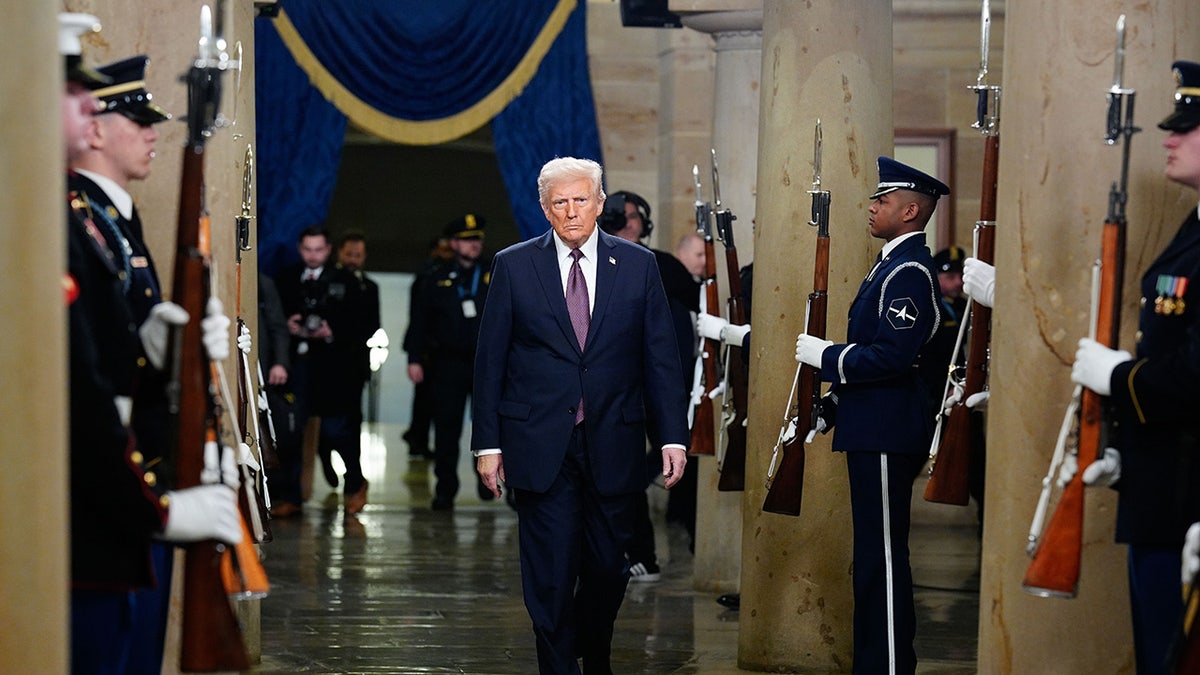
716, 593, 740, 610
431, 497, 454, 511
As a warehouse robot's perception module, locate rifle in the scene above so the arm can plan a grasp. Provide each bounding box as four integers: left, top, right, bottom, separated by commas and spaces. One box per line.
712, 149, 747, 491
688, 164, 718, 456
1023, 14, 1138, 598
167, 5, 252, 669
763, 120, 829, 516
924, 0, 999, 505
233, 143, 274, 544
1171, 570, 1200, 673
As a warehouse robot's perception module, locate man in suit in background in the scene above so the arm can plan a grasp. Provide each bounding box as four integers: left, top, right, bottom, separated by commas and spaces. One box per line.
310, 231, 380, 515
472, 157, 689, 674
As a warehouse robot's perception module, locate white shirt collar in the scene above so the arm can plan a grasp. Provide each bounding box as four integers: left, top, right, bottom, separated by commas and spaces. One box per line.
74, 168, 133, 221
552, 228, 600, 263
880, 230, 924, 260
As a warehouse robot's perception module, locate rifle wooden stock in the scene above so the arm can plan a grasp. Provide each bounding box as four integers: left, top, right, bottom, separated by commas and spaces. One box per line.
1023, 201, 1126, 598
690, 236, 721, 456
763, 235, 828, 516
925, 136, 998, 506
1172, 574, 1200, 673
717, 239, 748, 492
172, 145, 251, 672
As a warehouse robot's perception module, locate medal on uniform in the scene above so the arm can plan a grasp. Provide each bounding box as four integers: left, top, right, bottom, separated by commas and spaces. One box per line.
461, 299, 477, 318
1154, 274, 1188, 315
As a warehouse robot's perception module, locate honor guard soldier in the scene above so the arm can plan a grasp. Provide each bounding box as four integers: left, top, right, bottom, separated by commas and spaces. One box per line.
406, 214, 491, 510
1074, 60, 1200, 675
61, 18, 241, 673
794, 156, 949, 674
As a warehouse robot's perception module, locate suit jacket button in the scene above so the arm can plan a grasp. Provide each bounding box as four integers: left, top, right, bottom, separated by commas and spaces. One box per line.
568, 407, 576, 415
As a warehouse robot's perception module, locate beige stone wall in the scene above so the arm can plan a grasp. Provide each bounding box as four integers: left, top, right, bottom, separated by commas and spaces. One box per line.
0, 4, 68, 673
588, 1, 715, 254
895, 2, 1004, 250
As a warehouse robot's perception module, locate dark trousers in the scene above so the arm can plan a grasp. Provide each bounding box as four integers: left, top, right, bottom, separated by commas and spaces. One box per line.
273, 355, 313, 506
125, 542, 172, 674
319, 410, 365, 495
1128, 545, 1183, 675
514, 426, 637, 675
430, 357, 473, 503
626, 449, 661, 567
846, 451, 924, 675
408, 378, 433, 447
71, 589, 136, 674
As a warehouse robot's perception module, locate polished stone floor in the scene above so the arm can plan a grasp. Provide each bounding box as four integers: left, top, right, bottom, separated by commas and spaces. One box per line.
252, 423, 980, 674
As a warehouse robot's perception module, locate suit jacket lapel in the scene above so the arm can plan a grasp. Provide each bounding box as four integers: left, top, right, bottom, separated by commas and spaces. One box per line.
531, 230, 583, 356
586, 232, 618, 351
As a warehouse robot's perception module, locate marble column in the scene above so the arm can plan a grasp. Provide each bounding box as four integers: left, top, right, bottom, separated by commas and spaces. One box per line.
679, 9, 762, 594
980, 2, 1200, 672
0, 3, 68, 673
738, 0, 893, 670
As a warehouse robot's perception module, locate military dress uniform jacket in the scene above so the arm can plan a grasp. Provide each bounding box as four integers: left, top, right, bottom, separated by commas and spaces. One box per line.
67, 194, 167, 590
405, 258, 490, 365
1108, 209, 1200, 547
68, 172, 175, 488
818, 232, 941, 455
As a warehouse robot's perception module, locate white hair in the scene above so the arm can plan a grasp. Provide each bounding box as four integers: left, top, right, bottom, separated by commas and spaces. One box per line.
537, 157, 605, 208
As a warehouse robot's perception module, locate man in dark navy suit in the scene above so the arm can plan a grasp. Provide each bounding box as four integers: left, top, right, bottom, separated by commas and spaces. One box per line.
472, 157, 689, 674
794, 156, 948, 675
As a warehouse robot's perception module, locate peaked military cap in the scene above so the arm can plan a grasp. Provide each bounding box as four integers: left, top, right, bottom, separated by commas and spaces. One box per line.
444, 214, 486, 240
870, 156, 951, 200
933, 246, 966, 273
94, 55, 172, 125
1158, 60, 1200, 133
59, 13, 110, 89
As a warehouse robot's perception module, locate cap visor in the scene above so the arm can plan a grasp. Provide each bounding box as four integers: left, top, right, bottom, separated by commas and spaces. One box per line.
1158, 110, 1200, 132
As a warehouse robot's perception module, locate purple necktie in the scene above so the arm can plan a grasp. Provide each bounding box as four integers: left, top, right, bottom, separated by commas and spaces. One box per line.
566, 249, 589, 422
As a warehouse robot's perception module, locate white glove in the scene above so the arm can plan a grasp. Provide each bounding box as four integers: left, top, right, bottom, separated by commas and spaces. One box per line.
1056, 447, 1121, 488
202, 297, 232, 362
201, 439, 239, 488
962, 257, 996, 308
965, 391, 989, 411
160, 484, 242, 544
237, 323, 252, 355
942, 381, 965, 414
139, 302, 190, 370
804, 415, 828, 444
1056, 453, 1078, 488
1182, 522, 1200, 586
697, 313, 728, 341
795, 333, 832, 368
1071, 338, 1131, 396
1082, 447, 1121, 487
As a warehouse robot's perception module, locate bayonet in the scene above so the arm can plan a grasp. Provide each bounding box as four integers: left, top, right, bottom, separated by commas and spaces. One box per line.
807, 120, 830, 235
710, 148, 723, 209
236, 144, 254, 260
968, 0, 1001, 134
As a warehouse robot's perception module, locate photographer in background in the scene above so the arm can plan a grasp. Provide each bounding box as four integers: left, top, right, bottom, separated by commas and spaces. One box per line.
270, 225, 335, 517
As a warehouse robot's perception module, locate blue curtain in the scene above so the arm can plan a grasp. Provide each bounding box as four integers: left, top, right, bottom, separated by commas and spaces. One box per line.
255, 16, 347, 275
255, 0, 602, 273
492, 1, 602, 239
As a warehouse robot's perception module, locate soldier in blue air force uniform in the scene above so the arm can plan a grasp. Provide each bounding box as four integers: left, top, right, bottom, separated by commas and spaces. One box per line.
794, 156, 948, 675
